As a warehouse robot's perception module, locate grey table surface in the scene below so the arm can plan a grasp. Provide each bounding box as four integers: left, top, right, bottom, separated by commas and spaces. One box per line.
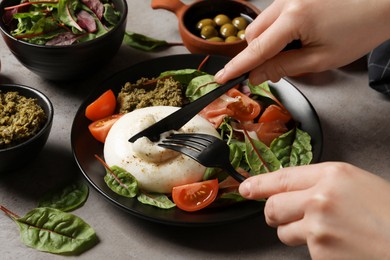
1, 0, 390, 259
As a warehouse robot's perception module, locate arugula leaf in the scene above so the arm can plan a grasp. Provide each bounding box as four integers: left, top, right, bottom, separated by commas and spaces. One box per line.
104, 165, 139, 198
37, 181, 89, 212
270, 127, 313, 166
137, 192, 176, 209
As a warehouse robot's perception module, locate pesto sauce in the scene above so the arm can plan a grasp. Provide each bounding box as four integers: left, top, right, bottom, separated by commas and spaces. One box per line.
0, 91, 47, 148
117, 77, 184, 114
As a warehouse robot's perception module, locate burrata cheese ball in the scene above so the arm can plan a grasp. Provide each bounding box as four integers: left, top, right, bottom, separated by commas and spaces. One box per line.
104, 106, 220, 193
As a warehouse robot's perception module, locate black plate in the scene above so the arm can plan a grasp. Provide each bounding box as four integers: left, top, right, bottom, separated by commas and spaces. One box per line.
71, 54, 323, 226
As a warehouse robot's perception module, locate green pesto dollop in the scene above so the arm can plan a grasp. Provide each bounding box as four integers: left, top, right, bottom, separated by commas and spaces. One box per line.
117, 77, 184, 114
0, 91, 47, 148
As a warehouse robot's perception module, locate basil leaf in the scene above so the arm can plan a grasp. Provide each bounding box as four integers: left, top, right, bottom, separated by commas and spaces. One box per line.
123, 31, 170, 51
37, 181, 89, 212
245, 135, 281, 174
11, 207, 97, 254
270, 127, 313, 166
185, 74, 219, 101
137, 192, 175, 209
104, 166, 139, 198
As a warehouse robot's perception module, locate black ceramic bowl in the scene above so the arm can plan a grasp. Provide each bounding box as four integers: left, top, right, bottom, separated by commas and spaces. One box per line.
0, 0, 128, 81
0, 84, 54, 173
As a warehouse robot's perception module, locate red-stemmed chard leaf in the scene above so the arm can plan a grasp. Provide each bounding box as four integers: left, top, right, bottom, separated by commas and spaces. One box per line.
242, 127, 282, 175
77, 10, 97, 32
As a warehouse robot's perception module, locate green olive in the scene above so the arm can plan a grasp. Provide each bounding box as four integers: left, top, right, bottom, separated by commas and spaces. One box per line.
232, 17, 249, 30
237, 30, 246, 40
196, 18, 216, 30
200, 25, 218, 39
214, 14, 231, 26
220, 23, 237, 38
225, 36, 240, 43
207, 36, 224, 42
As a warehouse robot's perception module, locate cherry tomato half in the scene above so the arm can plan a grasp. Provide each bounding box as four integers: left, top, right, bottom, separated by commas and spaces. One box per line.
172, 179, 219, 212
226, 88, 261, 121
85, 89, 116, 121
258, 104, 291, 124
88, 114, 122, 143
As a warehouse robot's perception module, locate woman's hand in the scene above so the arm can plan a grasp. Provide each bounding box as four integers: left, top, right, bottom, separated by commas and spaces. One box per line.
215, 0, 390, 85
239, 162, 390, 259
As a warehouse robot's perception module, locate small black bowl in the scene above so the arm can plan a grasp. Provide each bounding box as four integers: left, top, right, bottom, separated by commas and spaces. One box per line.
0, 0, 128, 81
0, 84, 54, 173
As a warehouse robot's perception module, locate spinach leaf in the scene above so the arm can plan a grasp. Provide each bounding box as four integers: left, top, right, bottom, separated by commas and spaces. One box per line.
185, 74, 219, 101
103, 3, 120, 26
270, 127, 313, 166
37, 181, 89, 212
123, 31, 170, 51
245, 135, 281, 175
1, 206, 97, 255
137, 192, 175, 209
104, 166, 139, 198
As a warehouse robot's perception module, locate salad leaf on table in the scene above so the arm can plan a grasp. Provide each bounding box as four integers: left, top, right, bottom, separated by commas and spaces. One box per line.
0, 206, 97, 255
37, 180, 89, 212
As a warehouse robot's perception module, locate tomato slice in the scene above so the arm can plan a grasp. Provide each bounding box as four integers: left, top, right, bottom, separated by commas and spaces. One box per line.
258, 104, 291, 124
226, 88, 261, 121
85, 89, 116, 121
172, 179, 219, 212
88, 114, 122, 143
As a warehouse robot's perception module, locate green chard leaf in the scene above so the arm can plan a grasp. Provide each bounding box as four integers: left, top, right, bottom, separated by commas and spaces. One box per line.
159, 69, 206, 86
37, 181, 89, 212
270, 127, 313, 167
123, 31, 170, 51
137, 192, 175, 209
58, 0, 83, 32
104, 165, 139, 198
245, 134, 281, 175
1, 206, 97, 255
185, 74, 219, 101
103, 3, 120, 26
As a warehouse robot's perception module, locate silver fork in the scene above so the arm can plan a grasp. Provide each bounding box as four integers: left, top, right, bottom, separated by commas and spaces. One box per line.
158, 133, 246, 182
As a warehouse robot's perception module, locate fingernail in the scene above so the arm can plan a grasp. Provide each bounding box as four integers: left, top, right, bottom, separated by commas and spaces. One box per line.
239, 181, 251, 197
214, 68, 225, 82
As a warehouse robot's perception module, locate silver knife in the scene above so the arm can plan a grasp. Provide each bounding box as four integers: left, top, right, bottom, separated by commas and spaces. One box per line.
128, 73, 248, 142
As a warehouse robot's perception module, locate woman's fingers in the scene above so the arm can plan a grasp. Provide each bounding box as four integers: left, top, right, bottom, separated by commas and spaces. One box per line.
239, 164, 326, 199
215, 15, 299, 84
264, 189, 311, 227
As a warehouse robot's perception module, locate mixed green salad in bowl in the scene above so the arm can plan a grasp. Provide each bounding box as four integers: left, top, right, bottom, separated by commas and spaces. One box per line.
0, 0, 128, 80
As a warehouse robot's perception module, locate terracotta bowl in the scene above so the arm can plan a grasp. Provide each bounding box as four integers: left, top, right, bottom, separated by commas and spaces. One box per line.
151, 0, 260, 57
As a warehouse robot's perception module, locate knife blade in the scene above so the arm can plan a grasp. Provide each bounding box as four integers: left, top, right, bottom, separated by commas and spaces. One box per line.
128, 73, 248, 143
